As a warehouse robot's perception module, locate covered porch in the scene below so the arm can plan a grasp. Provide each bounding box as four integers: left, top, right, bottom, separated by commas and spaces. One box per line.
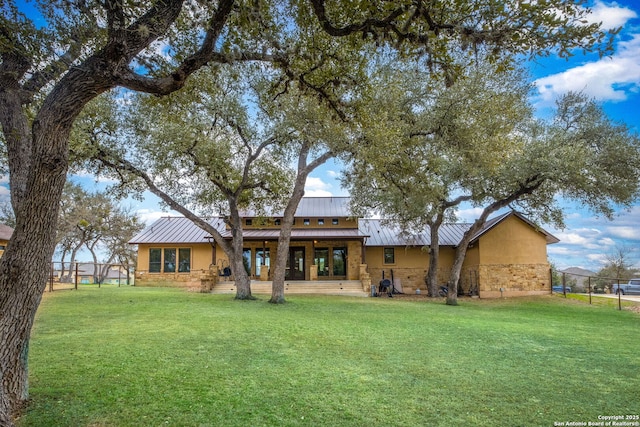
215, 228, 370, 283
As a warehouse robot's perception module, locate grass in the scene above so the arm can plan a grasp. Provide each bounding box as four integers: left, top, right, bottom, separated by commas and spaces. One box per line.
20, 287, 640, 427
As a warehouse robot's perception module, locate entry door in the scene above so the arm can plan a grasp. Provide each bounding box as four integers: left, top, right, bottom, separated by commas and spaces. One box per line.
286, 247, 305, 280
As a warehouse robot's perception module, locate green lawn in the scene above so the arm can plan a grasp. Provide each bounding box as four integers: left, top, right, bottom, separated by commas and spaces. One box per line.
20, 287, 640, 427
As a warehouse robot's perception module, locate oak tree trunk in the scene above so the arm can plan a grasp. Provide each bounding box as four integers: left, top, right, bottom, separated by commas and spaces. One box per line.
426, 218, 442, 298
0, 129, 69, 425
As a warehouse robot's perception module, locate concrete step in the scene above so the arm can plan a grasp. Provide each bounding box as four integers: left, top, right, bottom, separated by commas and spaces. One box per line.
211, 280, 368, 296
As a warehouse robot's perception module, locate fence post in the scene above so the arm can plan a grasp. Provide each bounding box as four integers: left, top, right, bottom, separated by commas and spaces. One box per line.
588, 276, 592, 305
49, 263, 54, 292
562, 272, 567, 297
75, 262, 78, 290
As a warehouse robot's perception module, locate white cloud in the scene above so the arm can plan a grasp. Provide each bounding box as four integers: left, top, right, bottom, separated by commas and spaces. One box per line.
71, 170, 118, 184
535, 29, 640, 103
0, 186, 9, 197
554, 228, 602, 245
597, 237, 617, 246
587, 1, 638, 29
326, 170, 339, 178
606, 225, 640, 239
454, 207, 485, 222
136, 209, 170, 225
304, 176, 334, 197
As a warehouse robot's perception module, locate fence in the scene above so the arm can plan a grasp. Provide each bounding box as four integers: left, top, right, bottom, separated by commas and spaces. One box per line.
48, 262, 136, 292
554, 269, 636, 311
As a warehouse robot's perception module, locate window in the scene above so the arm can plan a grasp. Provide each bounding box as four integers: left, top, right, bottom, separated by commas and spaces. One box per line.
274, 218, 281, 226
303, 218, 310, 225
333, 247, 347, 276
178, 248, 191, 272
318, 218, 325, 225
255, 248, 270, 276
150, 247, 190, 273
332, 218, 339, 225
383, 247, 395, 264
164, 248, 176, 272
149, 248, 161, 272
245, 219, 253, 226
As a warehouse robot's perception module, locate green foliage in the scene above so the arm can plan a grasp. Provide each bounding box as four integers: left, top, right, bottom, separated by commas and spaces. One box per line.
23, 288, 640, 426
345, 55, 534, 231
56, 181, 143, 265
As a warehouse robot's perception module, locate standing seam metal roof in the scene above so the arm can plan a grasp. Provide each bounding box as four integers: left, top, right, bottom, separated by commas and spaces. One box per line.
129, 207, 558, 247
129, 217, 225, 244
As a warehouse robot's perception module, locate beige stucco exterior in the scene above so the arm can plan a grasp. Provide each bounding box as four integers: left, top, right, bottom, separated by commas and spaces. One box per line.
460, 215, 552, 297
131, 207, 554, 297
364, 246, 457, 293
135, 243, 215, 287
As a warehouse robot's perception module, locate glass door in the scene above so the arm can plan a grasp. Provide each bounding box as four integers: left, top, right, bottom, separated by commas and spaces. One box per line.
286, 247, 305, 280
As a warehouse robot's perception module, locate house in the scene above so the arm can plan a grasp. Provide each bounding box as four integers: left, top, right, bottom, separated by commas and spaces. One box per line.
0, 223, 13, 258
53, 262, 133, 285
129, 197, 559, 297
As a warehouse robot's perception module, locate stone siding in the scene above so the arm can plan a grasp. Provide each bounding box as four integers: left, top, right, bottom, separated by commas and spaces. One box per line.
476, 263, 551, 298
135, 269, 211, 288
367, 267, 428, 293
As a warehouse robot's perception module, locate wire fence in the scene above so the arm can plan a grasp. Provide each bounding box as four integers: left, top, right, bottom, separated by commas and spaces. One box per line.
553, 269, 638, 311
47, 262, 135, 292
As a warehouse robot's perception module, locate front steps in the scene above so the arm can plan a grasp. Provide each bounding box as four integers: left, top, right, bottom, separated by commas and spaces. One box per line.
211, 280, 368, 297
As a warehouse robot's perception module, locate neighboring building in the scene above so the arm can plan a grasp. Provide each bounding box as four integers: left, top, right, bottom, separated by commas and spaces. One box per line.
129, 197, 559, 297
53, 262, 133, 285
0, 224, 13, 258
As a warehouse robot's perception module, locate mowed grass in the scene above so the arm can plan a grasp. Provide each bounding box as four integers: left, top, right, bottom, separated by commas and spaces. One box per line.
21, 287, 640, 427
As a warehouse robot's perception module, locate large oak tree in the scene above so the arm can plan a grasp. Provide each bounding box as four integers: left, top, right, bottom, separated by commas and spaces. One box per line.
0, 0, 613, 423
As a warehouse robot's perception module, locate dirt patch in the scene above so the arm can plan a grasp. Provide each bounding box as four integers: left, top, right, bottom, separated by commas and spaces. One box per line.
624, 305, 640, 314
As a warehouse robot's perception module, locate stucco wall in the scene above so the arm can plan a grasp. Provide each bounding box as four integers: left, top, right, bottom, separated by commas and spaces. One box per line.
478, 216, 549, 265
457, 217, 551, 297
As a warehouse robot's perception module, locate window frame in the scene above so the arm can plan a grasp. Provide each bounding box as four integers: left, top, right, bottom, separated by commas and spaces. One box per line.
149, 248, 162, 273
383, 247, 395, 265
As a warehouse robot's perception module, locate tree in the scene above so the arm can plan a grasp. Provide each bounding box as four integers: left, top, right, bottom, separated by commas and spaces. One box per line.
347, 65, 640, 306
345, 57, 534, 297
0, 0, 615, 423
443, 93, 640, 305
596, 245, 639, 290
84, 64, 351, 303
0, 202, 15, 229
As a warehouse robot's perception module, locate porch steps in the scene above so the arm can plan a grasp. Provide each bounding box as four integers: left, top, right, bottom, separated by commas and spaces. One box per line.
211, 280, 368, 297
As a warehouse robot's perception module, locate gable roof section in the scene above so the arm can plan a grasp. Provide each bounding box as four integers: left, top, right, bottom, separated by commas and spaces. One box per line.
359, 219, 468, 247
129, 217, 225, 244
470, 211, 560, 245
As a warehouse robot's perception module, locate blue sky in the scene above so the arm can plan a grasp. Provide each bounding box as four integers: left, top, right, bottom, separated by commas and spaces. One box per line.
10, 1, 640, 270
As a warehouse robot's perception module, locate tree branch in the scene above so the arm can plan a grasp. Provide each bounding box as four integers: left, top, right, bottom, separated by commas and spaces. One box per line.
92, 146, 232, 252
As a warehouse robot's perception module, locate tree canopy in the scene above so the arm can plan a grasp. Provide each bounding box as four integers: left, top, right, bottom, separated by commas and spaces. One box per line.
0, 0, 620, 423
345, 59, 640, 304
